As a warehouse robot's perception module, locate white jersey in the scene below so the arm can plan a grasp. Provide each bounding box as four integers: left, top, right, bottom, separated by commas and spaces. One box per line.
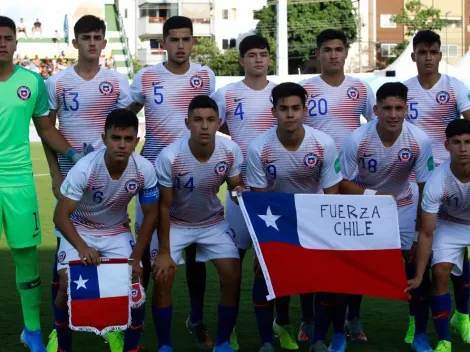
213, 80, 277, 181
299, 75, 376, 149
340, 120, 434, 208
422, 160, 470, 225
46, 67, 132, 176
131, 62, 216, 163
246, 125, 342, 193
60, 149, 158, 236
156, 135, 242, 228
404, 74, 470, 165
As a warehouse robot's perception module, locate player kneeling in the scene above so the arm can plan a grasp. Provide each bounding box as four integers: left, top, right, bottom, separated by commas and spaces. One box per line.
151, 95, 243, 352
53, 109, 159, 352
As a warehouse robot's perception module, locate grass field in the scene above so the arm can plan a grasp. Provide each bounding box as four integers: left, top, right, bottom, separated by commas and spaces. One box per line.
0, 143, 468, 351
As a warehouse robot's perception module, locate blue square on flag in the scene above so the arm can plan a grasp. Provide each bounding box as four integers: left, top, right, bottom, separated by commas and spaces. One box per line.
69, 265, 100, 300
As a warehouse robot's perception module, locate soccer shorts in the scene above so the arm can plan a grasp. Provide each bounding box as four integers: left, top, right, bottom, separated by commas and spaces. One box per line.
431, 220, 470, 276
225, 191, 251, 250
56, 232, 135, 271
0, 184, 41, 248
149, 221, 239, 264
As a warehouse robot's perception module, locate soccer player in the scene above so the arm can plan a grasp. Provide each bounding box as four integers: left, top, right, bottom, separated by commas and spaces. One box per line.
44, 14, 132, 351
53, 109, 159, 352
404, 29, 470, 344
212, 34, 277, 349
0, 15, 92, 352
340, 82, 434, 352
407, 119, 470, 352
245, 82, 343, 352
299, 29, 376, 342
151, 95, 243, 352
129, 16, 216, 349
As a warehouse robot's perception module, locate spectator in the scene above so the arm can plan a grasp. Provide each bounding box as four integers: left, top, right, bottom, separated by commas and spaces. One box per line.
40, 63, 49, 79
52, 55, 57, 67
32, 18, 42, 38
17, 18, 28, 38
105, 53, 114, 70
33, 55, 40, 67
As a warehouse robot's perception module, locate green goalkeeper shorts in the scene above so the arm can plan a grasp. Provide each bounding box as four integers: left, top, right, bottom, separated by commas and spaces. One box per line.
0, 184, 41, 248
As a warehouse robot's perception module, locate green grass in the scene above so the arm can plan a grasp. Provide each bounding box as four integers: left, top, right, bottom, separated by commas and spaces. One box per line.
0, 143, 468, 351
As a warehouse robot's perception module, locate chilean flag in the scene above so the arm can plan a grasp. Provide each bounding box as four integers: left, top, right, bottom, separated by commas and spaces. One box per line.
239, 192, 408, 301
68, 258, 131, 335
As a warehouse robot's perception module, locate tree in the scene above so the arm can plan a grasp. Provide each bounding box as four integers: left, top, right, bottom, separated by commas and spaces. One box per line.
190, 37, 220, 67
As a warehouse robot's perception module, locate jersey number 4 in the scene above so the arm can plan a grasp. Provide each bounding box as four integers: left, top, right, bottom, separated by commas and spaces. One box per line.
175, 177, 195, 192
234, 102, 244, 120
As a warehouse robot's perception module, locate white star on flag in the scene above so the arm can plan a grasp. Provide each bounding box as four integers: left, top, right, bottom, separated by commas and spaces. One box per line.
74, 275, 88, 290
258, 206, 281, 231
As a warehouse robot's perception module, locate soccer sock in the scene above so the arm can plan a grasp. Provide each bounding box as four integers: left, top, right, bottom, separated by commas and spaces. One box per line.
451, 260, 470, 315
53, 304, 72, 350
411, 267, 431, 335
430, 293, 452, 342
186, 261, 206, 324
11, 247, 41, 331
405, 262, 417, 317
124, 307, 146, 351
300, 293, 314, 322
51, 255, 60, 329
332, 295, 347, 334
275, 295, 290, 326
152, 305, 172, 347
216, 304, 238, 345
253, 278, 274, 345
347, 294, 362, 321
313, 292, 331, 343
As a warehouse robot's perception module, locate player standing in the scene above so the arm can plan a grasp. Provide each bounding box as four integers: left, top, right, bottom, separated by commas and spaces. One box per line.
339, 82, 435, 352
129, 16, 216, 349
0, 16, 91, 352
404, 30, 470, 344
53, 109, 158, 352
246, 83, 343, 352
151, 95, 243, 352
212, 34, 277, 350
44, 15, 133, 352
408, 119, 470, 352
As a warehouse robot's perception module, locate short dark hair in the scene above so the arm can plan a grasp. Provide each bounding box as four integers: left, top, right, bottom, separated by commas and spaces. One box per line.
271, 82, 308, 108
446, 119, 470, 139
188, 95, 219, 117
0, 16, 16, 34
413, 30, 441, 50
316, 29, 348, 49
163, 16, 193, 38
376, 82, 408, 102
104, 109, 139, 133
74, 15, 106, 38
239, 35, 270, 57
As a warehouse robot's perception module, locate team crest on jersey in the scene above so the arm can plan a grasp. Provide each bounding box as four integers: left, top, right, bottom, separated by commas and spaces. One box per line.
436, 91, 450, 105
99, 81, 114, 95
347, 87, 360, 100
215, 161, 229, 175
398, 148, 413, 162
58, 251, 66, 263
304, 153, 319, 168
17, 86, 31, 100
125, 179, 139, 193
190, 75, 204, 89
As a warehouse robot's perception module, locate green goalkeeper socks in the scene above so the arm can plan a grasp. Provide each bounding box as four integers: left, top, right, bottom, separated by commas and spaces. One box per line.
11, 247, 42, 331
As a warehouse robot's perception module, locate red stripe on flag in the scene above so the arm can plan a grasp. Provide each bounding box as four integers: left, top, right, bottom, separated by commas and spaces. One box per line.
71, 296, 129, 331
260, 242, 408, 300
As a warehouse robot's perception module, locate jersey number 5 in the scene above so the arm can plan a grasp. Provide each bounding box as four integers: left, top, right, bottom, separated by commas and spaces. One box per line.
153, 85, 164, 105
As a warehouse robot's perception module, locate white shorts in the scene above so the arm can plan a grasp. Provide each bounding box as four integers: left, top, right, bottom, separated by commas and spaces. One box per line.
398, 182, 419, 251
57, 232, 135, 271
431, 220, 470, 276
149, 221, 239, 265
225, 191, 251, 250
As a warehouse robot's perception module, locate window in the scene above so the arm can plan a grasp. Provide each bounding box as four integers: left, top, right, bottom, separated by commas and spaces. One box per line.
222, 9, 228, 19
229, 38, 236, 48
125, 9, 128, 19
231, 8, 237, 20
222, 39, 229, 49
442, 44, 459, 57
380, 14, 396, 28
381, 43, 397, 57
444, 19, 462, 28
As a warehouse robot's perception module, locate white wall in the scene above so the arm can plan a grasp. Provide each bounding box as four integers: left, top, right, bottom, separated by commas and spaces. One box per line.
117, 0, 137, 56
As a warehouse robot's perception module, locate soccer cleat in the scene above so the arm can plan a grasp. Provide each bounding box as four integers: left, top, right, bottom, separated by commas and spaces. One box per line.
259, 342, 275, 352
45, 329, 58, 352
328, 333, 347, 352
345, 317, 367, 343
229, 328, 239, 350
20, 327, 47, 352
213, 342, 235, 352
272, 320, 299, 350
404, 316, 416, 344
298, 321, 314, 342
434, 340, 452, 352
103, 330, 124, 352
309, 341, 328, 352
450, 311, 470, 343
186, 317, 213, 350
158, 346, 173, 352
411, 333, 433, 352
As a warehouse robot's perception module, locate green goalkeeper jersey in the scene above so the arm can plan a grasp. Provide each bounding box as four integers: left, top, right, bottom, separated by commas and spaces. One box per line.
0, 65, 49, 187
